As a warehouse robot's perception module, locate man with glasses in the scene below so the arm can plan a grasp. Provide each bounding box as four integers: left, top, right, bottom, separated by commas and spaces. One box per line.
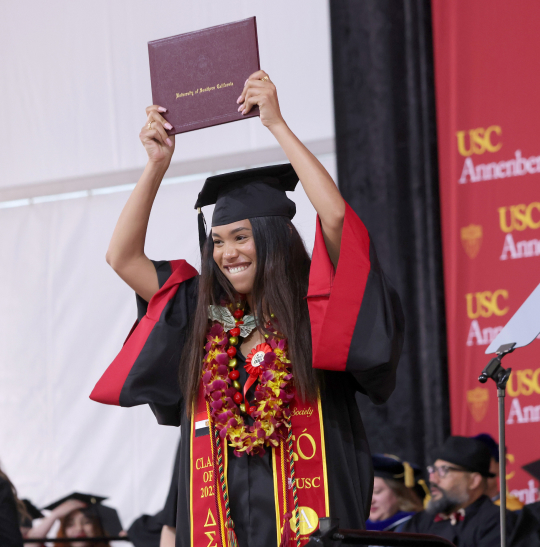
402, 436, 515, 546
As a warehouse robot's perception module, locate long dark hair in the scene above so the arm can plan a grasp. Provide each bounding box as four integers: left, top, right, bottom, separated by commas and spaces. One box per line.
180, 216, 318, 412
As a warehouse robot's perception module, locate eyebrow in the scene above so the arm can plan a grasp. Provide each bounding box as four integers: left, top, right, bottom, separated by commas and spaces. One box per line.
212, 226, 251, 238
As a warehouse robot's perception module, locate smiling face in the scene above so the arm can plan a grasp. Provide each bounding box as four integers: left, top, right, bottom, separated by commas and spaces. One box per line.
212, 219, 257, 295
63, 509, 95, 547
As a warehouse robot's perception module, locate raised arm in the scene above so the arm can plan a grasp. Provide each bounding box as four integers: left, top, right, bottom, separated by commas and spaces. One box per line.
237, 71, 346, 268
106, 106, 175, 302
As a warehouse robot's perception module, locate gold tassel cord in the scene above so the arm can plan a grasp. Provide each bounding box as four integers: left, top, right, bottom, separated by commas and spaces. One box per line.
402, 461, 415, 488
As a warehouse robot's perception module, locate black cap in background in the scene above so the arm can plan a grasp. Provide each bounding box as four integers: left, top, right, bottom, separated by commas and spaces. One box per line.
433, 436, 496, 477
523, 459, 540, 482
372, 454, 422, 488
22, 499, 44, 521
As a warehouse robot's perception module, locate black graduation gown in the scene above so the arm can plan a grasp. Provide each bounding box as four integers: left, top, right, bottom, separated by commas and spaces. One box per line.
91, 203, 404, 547
0, 478, 23, 547
402, 495, 516, 547
509, 501, 540, 547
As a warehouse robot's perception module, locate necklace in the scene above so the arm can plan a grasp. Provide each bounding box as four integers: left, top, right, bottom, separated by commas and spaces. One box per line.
202, 302, 295, 456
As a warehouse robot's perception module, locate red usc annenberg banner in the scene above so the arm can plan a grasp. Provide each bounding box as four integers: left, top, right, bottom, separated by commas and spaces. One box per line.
432, 0, 540, 504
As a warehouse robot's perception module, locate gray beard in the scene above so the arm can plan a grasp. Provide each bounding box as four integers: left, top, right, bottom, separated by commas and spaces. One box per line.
426, 487, 468, 515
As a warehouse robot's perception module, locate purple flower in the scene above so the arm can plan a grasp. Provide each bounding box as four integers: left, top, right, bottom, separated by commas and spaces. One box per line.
211, 379, 227, 391
211, 391, 221, 401
202, 371, 212, 385
261, 370, 273, 383
211, 399, 223, 410
217, 364, 228, 376
216, 353, 229, 366
263, 352, 276, 364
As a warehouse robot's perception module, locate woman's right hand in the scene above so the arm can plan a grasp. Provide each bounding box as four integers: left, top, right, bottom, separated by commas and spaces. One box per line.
51, 499, 87, 519
140, 106, 176, 165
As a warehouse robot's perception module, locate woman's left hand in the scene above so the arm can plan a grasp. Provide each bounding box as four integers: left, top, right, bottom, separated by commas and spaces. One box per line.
237, 70, 284, 128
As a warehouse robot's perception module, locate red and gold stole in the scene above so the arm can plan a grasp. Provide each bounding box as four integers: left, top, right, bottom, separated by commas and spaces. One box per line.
190, 388, 330, 547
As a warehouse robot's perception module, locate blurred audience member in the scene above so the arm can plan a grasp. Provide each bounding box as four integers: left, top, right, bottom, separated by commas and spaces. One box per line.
20, 499, 44, 537
25, 498, 88, 543
32, 493, 121, 547
403, 436, 515, 546
366, 454, 424, 532
0, 467, 24, 547
473, 433, 523, 510
53, 504, 110, 547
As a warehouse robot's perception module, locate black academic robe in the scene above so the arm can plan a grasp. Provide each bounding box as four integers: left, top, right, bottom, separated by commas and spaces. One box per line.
509, 501, 540, 547
402, 495, 516, 547
91, 204, 404, 547
0, 478, 23, 547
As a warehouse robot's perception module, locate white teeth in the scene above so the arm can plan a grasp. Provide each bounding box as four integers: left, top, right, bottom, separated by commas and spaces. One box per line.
228, 265, 249, 274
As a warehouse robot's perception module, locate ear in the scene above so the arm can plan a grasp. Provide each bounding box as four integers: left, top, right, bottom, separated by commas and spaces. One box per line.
468, 472, 484, 491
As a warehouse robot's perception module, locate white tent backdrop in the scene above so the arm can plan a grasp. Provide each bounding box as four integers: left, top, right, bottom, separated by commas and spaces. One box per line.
0, 0, 334, 194
0, 0, 335, 537
0, 0, 335, 527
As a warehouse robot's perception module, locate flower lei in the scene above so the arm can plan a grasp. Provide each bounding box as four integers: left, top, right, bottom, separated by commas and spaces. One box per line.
202, 303, 295, 456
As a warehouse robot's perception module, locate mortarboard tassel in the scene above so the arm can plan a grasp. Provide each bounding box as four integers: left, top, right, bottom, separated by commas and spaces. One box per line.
403, 461, 415, 488
197, 207, 208, 253
418, 479, 432, 508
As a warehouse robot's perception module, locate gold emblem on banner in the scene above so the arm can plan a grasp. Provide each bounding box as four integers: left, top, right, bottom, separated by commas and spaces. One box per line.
467, 387, 489, 422
461, 224, 483, 259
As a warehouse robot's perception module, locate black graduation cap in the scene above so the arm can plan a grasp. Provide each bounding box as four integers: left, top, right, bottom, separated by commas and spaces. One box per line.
43, 492, 123, 537
472, 433, 499, 462
22, 499, 44, 520
194, 164, 299, 250
523, 459, 540, 482
372, 454, 422, 488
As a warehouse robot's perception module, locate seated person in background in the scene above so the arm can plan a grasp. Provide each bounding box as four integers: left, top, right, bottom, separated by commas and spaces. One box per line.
53, 504, 110, 547
0, 466, 24, 547
20, 499, 45, 538
366, 454, 424, 532
403, 436, 515, 547
25, 498, 87, 542
473, 433, 523, 510
33, 493, 120, 547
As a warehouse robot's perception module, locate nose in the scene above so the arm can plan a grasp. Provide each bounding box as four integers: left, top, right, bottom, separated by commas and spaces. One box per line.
223, 242, 239, 260
428, 470, 440, 484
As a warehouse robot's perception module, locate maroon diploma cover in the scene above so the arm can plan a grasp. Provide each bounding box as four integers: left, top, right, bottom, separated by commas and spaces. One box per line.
148, 17, 260, 135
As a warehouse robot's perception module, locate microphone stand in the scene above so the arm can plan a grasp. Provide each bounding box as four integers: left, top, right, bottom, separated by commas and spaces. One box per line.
478, 341, 515, 547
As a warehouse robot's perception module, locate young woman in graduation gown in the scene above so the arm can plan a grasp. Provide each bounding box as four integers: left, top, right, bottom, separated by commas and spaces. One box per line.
91, 70, 404, 547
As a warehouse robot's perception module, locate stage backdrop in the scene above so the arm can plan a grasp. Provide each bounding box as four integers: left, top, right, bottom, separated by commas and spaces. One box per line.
432, 0, 540, 504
